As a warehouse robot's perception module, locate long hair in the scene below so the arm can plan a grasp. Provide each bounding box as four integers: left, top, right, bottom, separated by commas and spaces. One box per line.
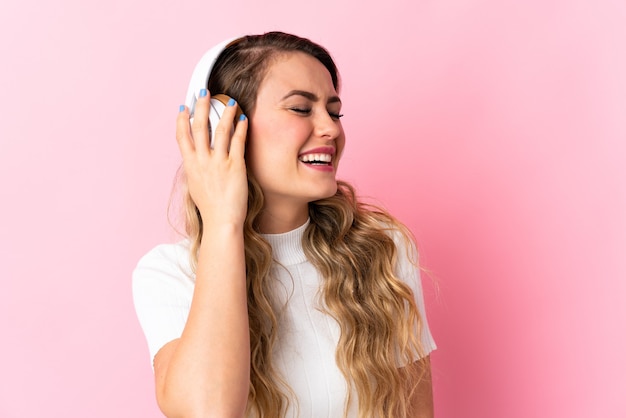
180, 31, 427, 418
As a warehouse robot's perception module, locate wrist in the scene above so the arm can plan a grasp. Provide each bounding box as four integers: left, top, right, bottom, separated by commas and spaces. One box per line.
200, 220, 244, 239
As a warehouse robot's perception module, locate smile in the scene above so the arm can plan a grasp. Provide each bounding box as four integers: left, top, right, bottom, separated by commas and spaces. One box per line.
298, 146, 336, 167
298, 153, 333, 165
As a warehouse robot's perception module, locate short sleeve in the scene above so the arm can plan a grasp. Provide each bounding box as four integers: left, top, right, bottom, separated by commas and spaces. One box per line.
391, 231, 437, 357
132, 241, 196, 365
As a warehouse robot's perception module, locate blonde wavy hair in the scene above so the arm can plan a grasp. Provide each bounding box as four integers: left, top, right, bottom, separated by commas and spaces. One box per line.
179, 32, 429, 418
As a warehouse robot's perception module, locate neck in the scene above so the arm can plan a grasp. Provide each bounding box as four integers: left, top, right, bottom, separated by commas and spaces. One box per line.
256, 200, 309, 234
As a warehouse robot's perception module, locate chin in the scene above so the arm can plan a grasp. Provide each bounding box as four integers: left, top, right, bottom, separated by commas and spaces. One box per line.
310, 183, 338, 202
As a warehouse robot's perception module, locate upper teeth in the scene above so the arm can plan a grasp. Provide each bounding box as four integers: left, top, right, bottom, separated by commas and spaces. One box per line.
299, 153, 332, 163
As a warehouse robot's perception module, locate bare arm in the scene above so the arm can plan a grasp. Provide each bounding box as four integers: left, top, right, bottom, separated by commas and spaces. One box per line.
154, 91, 250, 418
408, 356, 434, 418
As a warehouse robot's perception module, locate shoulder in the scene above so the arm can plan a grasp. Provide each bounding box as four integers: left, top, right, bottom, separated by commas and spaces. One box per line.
132, 240, 196, 298
132, 240, 196, 364
375, 221, 422, 288
376, 220, 419, 265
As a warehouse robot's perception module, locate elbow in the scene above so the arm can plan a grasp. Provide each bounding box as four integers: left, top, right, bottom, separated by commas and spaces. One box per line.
156, 388, 191, 418
156, 387, 210, 418
156, 385, 204, 418
156, 384, 249, 418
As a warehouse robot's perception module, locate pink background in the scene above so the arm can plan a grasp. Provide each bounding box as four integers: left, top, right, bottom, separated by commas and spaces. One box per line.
1, 0, 624, 417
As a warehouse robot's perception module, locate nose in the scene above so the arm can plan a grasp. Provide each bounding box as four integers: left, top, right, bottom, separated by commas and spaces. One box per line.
314, 110, 342, 139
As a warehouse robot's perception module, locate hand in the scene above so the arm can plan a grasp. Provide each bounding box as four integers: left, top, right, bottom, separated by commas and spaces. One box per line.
176, 89, 249, 228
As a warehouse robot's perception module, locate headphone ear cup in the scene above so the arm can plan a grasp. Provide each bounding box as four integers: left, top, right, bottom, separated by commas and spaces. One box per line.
208, 94, 243, 148
208, 98, 224, 148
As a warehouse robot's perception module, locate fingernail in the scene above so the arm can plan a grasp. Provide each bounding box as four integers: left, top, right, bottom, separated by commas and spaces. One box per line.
228, 98, 236, 107
199, 89, 207, 98
239, 114, 247, 121
179, 104, 185, 112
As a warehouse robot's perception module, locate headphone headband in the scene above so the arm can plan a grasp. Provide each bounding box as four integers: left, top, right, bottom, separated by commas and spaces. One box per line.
184, 36, 243, 116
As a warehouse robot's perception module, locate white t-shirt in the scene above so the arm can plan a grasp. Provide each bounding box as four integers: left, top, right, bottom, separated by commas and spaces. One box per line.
133, 220, 436, 417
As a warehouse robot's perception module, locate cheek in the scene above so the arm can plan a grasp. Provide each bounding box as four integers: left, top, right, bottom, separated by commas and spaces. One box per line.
335, 130, 347, 163
247, 113, 285, 148
246, 118, 271, 165
248, 115, 305, 156
246, 123, 288, 179
245, 139, 271, 181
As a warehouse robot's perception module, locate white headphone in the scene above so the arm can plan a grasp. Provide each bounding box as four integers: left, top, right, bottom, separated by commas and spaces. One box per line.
184, 36, 244, 146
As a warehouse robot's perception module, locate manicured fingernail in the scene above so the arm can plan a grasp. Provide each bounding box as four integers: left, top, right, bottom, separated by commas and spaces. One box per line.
239, 114, 247, 121
199, 89, 207, 98
228, 98, 236, 106
179, 104, 185, 112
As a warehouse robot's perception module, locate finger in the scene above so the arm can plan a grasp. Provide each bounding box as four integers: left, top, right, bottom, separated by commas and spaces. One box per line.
212, 96, 240, 156
190, 88, 211, 155
228, 113, 248, 159
176, 105, 194, 156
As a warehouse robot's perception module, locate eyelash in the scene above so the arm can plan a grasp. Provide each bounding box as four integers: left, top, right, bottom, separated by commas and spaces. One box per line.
291, 108, 344, 120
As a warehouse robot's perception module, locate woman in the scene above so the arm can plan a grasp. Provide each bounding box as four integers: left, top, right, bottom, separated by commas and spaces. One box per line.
133, 31, 436, 418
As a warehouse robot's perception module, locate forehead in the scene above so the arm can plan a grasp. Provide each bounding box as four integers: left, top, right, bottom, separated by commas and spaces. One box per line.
257, 52, 337, 99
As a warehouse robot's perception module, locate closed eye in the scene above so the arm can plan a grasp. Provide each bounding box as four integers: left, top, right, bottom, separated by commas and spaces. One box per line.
290, 107, 343, 121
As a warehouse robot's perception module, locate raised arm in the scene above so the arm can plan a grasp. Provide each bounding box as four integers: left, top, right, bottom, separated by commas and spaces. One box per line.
155, 90, 250, 418
408, 356, 434, 418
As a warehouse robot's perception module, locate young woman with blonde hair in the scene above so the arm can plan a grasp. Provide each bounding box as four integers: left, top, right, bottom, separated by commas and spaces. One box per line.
133, 31, 436, 418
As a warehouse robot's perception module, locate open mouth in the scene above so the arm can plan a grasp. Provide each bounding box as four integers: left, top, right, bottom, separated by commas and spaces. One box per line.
298, 153, 333, 166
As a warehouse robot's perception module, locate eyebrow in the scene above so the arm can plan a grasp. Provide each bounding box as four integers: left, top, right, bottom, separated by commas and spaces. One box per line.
281, 89, 342, 104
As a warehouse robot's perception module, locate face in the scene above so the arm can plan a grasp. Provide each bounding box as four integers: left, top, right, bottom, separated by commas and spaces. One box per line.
246, 51, 345, 212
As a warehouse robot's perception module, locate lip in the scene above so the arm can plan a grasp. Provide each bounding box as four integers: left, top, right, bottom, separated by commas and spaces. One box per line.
299, 161, 335, 172
298, 146, 337, 173
298, 146, 336, 157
